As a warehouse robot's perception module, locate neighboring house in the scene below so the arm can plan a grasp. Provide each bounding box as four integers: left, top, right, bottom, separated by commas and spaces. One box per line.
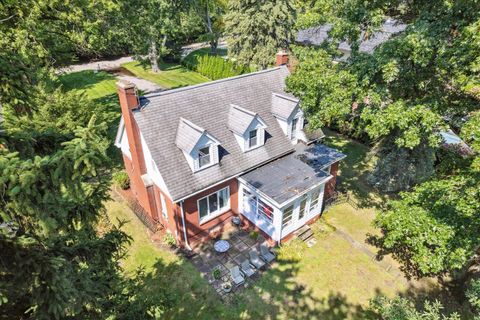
296, 18, 407, 60
115, 52, 345, 249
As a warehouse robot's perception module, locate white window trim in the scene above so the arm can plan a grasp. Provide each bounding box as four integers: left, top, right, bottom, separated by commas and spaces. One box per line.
197, 186, 231, 225
198, 145, 212, 169
242, 188, 274, 225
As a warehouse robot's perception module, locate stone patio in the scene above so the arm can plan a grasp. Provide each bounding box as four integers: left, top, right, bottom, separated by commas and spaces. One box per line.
187, 228, 276, 300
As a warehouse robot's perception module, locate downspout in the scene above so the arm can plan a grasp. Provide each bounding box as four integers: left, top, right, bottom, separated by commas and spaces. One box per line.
179, 200, 192, 251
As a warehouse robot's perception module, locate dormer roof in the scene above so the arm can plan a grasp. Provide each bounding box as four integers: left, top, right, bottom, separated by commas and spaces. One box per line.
271, 93, 300, 120
175, 117, 219, 154
228, 104, 266, 135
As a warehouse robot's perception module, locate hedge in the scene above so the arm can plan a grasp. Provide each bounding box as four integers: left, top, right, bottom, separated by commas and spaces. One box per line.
182, 50, 250, 80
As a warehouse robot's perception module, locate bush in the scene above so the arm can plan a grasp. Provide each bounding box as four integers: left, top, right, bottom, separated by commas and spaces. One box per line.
182, 49, 249, 80
249, 231, 259, 240
162, 233, 176, 247
113, 170, 130, 190
212, 268, 221, 280
467, 279, 480, 313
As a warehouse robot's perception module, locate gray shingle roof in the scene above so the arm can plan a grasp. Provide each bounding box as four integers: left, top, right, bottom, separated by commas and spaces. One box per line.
271, 93, 299, 120
227, 104, 263, 135
134, 66, 295, 201
175, 118, 206, 153
297, 18, 407, 54
241, 145, 337, 205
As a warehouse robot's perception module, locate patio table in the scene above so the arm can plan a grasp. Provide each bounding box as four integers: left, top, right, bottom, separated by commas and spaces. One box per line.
214, 240, 230, 253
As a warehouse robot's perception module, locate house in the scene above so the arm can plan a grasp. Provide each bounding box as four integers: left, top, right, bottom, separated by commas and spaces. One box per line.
296, 18, 407, 60
114, 52, 345, 249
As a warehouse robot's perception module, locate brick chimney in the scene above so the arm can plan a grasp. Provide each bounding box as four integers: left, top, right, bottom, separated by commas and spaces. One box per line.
117, 80, 157, 218
276, 50, 289, 67
117, 80, 146, 175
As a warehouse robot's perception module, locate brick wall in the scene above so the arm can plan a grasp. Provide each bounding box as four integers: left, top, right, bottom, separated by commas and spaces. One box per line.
323, 161, 339, 201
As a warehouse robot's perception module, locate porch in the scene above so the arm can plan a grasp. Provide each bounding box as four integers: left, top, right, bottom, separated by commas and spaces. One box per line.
238, 144, 346, 244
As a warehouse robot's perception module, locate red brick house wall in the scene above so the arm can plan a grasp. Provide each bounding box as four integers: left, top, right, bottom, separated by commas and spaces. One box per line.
323, 161, 339, 201
173, 179, 239, 248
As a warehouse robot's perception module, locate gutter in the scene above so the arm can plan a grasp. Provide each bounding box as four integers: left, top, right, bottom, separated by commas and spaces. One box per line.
179, 200, 192, 251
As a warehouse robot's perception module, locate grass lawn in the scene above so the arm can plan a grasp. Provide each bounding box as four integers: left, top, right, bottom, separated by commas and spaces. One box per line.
57, 70, 117, 99
121, 61, 209, 89
106, 197, 415, 319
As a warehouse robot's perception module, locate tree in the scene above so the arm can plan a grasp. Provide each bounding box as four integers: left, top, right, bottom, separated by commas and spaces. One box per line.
289, 0, 480, 191
0, 2, 133, 318
369, 296, 460, 320
225, 0, 296, 69
194, 0, 227, 54
120, 0, 187, 72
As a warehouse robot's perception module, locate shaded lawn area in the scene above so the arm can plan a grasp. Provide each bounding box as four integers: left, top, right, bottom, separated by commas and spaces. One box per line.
57, 70, 117, 99
121, 61, 209, 89
106, 198, 421, 319
322, 128, 392, 208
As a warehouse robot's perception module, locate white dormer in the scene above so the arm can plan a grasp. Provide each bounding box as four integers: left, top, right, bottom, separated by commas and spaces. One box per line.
271, 93, 306, 143
227, 104, 267, 152
175, 118, 221, 172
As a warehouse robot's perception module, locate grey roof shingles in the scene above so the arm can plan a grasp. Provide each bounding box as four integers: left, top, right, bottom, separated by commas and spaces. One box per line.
134, 66, 295, 202
271, 93, 299, 120
175, 118, 208, 153
240, 143, 344, 205
297, 18, 407, 54
227, 104, 262, 135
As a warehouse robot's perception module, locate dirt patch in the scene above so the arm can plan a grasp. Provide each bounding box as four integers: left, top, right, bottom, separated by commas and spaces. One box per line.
106, 67, 136, 77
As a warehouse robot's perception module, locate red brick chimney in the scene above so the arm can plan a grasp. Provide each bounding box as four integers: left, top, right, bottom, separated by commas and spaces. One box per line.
117, 80, 146, 175
117, 80, 157, 218
276, 50, 289, 67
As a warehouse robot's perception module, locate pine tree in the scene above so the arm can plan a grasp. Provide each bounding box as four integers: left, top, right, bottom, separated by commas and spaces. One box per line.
225, 0, 296, 69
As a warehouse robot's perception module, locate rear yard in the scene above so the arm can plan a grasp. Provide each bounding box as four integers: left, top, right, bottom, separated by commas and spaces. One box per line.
105, 127, 449, 319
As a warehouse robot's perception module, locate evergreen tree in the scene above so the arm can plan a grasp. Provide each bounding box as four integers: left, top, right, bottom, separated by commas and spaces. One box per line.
225, 0, 296, 69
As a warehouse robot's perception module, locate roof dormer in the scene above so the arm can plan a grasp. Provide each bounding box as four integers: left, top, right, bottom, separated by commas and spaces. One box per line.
228, 104, 267, 152
175, 118, 220, 172
271, 93, 305, 142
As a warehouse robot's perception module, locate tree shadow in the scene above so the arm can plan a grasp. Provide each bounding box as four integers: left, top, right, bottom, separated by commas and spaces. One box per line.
116, 255, 374, 320
322, 128, 393, 210
57, 70, 116, 93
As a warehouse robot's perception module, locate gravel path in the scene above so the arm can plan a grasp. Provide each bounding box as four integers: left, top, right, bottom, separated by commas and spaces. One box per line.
116, 75, 162, 93
57, 56, 134, 74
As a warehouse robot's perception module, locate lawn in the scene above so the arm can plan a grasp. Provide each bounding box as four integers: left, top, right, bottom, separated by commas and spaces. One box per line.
57, 70, 117, 99
121, 61, 210, 89
106, 196, 413, 319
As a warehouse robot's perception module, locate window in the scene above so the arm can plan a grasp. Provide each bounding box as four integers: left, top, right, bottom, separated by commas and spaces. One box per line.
248, 129, 258, 148
198, 146, 211, 168
299, 195, 308, 220
309, 188, 321, 212
282, 204, 294, 227
257, 199, 273, 222
198, 187, 230, 222
243, 188, 273, 224
291, 118, 298, 139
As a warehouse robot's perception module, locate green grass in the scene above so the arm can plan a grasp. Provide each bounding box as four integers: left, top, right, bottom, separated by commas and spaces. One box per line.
121, 61, 210, 89
106, 198, 419, 319
57, 70, 117, 99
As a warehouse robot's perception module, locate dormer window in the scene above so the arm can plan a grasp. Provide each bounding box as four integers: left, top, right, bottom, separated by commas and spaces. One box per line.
248, 130, 258, 148
175, 118, 221, 172
271, 92, 305, 143
228, 104, 267, 152
198, 146, 211, 168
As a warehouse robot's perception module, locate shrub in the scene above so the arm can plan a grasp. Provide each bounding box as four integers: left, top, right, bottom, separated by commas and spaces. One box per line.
212, 268, 222, 280
249, 231, 259, 240
162, 233, 176, 247
113, 170, 130, 190
466, 279, 480, 312
182, 49, 249, 80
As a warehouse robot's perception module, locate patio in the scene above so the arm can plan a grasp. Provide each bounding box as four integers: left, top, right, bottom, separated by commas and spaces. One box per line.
188, 228, 275, 300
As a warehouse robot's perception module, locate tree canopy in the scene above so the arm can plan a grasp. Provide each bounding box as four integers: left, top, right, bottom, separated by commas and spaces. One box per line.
225, 0, 296, 69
